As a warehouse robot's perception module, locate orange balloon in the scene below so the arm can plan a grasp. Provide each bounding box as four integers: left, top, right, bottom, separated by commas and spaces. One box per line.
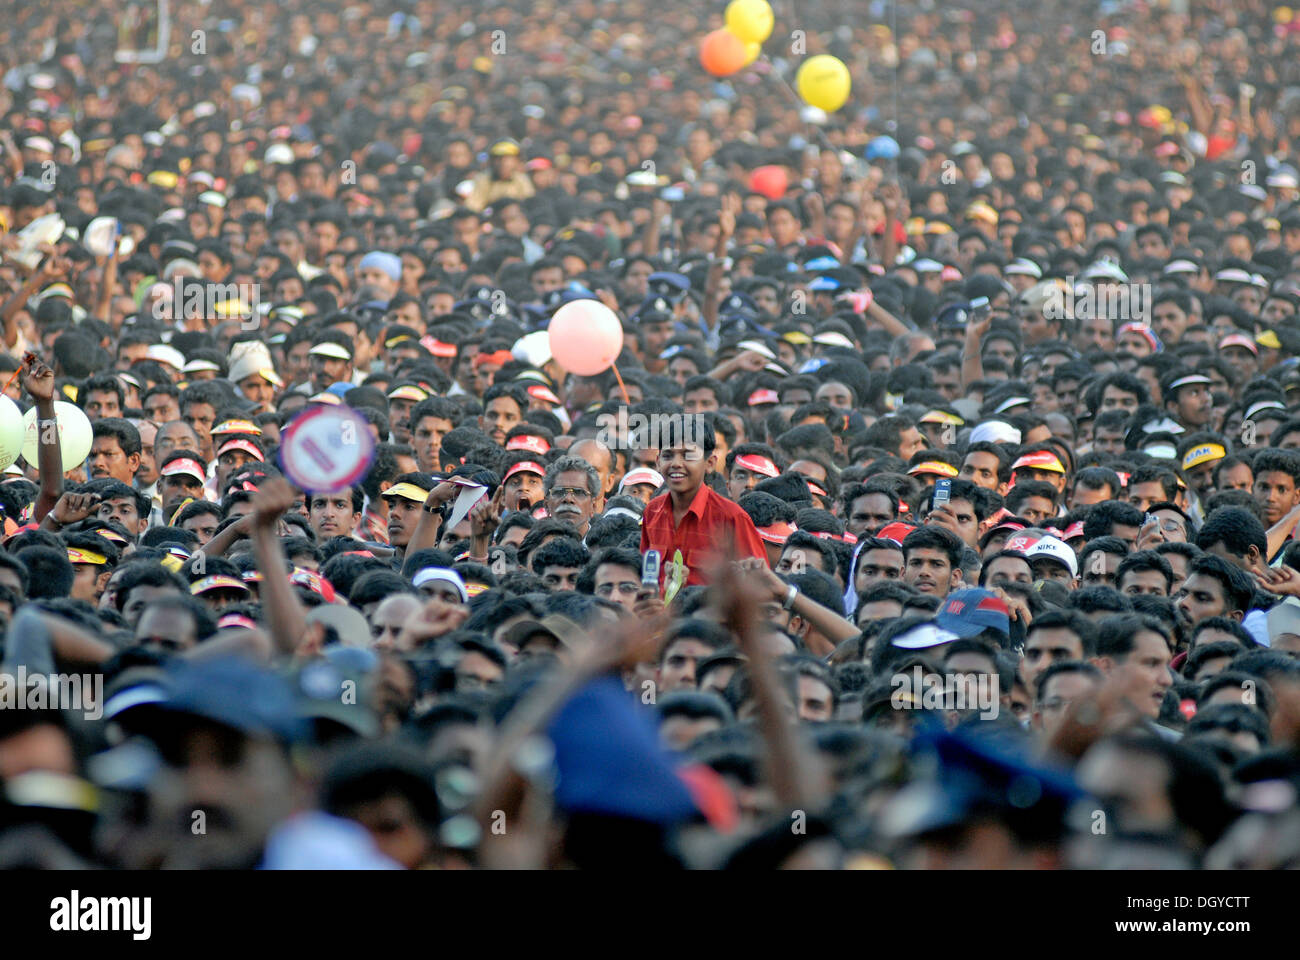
700, 29, 748, 77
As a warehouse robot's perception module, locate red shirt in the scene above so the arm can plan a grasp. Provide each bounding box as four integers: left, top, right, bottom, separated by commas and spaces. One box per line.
640, 484, 768, 586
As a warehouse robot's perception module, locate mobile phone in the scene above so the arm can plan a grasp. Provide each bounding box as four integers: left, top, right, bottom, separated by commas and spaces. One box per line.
1143, 512, 1158, 528
968, 296, 990, 319
660, 186, 685, 203
933, 478, 952, 509
642, 550, 661, 587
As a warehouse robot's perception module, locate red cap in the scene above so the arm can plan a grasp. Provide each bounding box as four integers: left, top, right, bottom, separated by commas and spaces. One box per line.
876, 521, 917, 545
419, 335, 458, 358
756, 520, 796, 545
526, 383, 561, 406
506, 434, 551, 456
503, 460, 546, 482
733, 453, 779, 478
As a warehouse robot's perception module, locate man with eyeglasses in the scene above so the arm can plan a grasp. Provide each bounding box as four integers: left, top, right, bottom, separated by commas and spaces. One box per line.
543, 455, 601, 537
588, 546, 645, 613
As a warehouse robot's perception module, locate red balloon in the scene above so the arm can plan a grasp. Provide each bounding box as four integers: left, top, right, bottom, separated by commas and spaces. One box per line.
749, 165, 788, 200
700, 29, 748, 77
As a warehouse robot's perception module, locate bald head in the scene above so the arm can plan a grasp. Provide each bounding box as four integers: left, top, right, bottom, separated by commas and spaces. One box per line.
155, 420, 202, 464
568, 438, 613, 497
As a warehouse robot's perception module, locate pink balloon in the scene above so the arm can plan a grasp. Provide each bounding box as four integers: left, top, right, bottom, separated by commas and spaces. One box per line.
749, 165, 788, 200
548, 299, 624, 377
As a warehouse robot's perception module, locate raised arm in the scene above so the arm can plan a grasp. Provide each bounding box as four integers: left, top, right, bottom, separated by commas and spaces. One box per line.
21, 354, 63, 522
246, 478, 310, 658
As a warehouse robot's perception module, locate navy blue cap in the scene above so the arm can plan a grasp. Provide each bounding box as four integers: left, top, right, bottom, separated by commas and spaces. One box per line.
935, 302, 973, 329
547, 675, 699, 825
719, 291, 759, 317
154, 657, 309, 743
936, 588, 1011, 639
880, 728, 1083, 841
634, 295, 675, 322
647, 271, 691, 301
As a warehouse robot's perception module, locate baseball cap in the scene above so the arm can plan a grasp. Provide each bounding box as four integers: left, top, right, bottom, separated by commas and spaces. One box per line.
506, 434, 551, 456
876, 521, 918, 545
380, 482, 430, 503
412, 567, 469, 602
1267, 597, 1300, 644
503, 460, 546, 483
755, 520, 796, 545
908, 460, 959, 478
890, 622, 961, 650
1182, 443, 1227, 471
191, 575, 252, 597
619, 467, 664, 490
1020, 535, 1078, 578
216, 437, 265, 461
1011, 451, 1066, 474
969, 421, 1022, 445
525, 383, 562, 406
211, 418, 262, 437
732, 453, 780, 478
1219, 334, 1259, 356
309, 341, 353, 361
386, 384, 429, 403
936, 588, 1011, 639
161, 457, 207, 484
150, 657, 307, 742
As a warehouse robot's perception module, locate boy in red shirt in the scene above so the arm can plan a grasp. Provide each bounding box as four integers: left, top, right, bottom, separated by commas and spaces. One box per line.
640, 414, 768, 587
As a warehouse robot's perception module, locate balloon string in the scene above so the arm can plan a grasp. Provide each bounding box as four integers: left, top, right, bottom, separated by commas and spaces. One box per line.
611, 361, 631, 405
1, 367, 22, 396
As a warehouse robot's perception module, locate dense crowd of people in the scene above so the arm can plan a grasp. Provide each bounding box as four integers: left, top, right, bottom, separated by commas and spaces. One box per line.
1, 0, 1299, 869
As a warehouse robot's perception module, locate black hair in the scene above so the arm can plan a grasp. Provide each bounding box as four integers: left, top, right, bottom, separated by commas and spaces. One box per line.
1026, 609, 1098, 659
1186, 554, 1255, 617
1095, 613, 1170, 659
15, 546, 75, 599
1115, 550, 1174, 592
530, 537, 591, 575
1034, 659, 1103, 702
90, 418, 142, 458
901, 525, 963, 570
1083, 502, 1145, 542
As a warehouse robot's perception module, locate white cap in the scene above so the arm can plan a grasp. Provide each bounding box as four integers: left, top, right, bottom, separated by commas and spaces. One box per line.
412, 567, 469, 603
511, 330, 553, 367
146, 344, 186, 370
1025, 535, 1078, 578
969, 420, 1022, 445
619, 467, 664, 490
891, 623, 960, 650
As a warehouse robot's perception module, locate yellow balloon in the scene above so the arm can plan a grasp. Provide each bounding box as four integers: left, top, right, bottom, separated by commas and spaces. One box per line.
796, 55, 851, 113
743, 41, 761, 65
725, 0, 774, 44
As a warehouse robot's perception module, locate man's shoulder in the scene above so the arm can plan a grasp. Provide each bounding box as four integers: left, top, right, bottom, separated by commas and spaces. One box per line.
702, 486, 752, 522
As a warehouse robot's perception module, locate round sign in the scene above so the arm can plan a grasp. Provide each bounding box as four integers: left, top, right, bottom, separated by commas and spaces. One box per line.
277, 405, 376, 493
20, 400, 94, 473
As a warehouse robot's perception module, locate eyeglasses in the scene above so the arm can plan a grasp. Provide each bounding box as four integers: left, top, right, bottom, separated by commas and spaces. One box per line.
596, 581, 641, 597
549, 486, 592, 502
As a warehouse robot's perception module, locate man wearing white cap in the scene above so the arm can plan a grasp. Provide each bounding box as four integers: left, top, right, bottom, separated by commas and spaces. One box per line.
228, 341, 283, 413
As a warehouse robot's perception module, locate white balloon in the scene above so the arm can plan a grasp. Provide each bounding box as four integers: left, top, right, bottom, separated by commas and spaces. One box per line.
20, 401, 94, 473
0, 396, 24, 470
